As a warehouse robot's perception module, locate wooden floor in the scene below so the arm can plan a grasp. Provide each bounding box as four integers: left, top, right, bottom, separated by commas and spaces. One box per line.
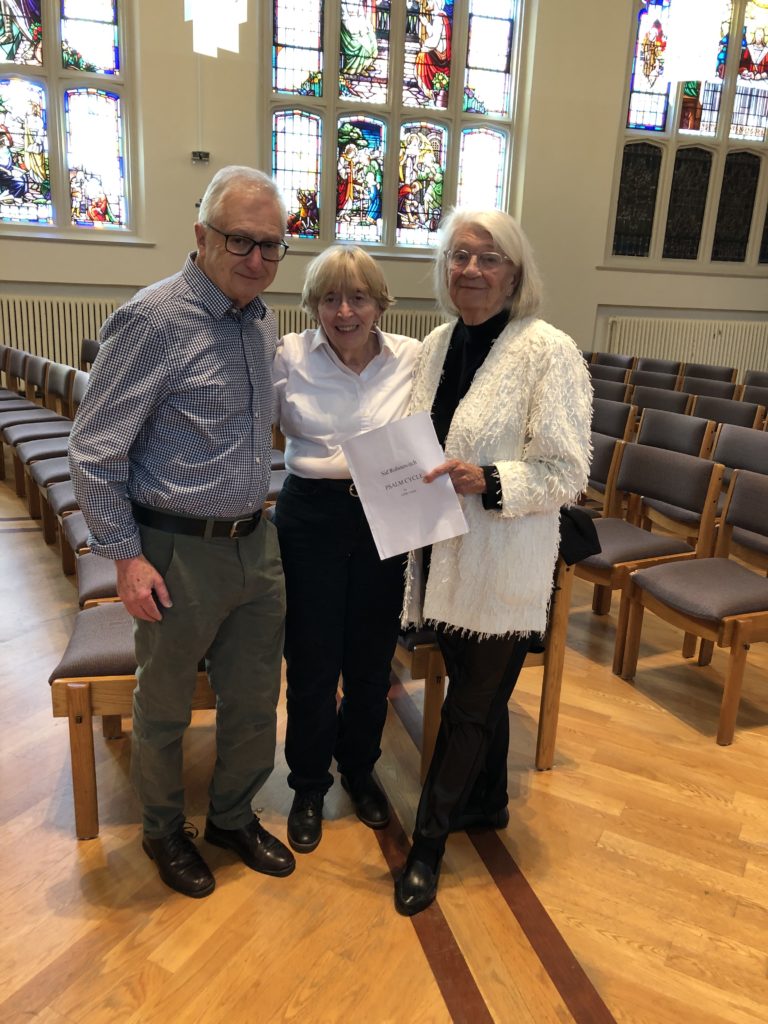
1, 455, 768, 1023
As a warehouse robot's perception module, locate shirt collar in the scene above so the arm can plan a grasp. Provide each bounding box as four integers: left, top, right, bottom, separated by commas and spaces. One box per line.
183, 253, 267, 322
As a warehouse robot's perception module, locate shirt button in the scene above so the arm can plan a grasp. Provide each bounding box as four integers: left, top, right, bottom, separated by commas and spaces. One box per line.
255, 412, 260, 418
255, 458, 260, 464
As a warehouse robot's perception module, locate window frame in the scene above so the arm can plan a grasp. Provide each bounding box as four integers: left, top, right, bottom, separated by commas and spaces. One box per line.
0, 0, 139, 242
607, 0, 768, 274
262, 0, 523, 256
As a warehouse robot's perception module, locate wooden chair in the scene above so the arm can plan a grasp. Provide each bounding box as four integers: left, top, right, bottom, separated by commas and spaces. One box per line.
49, 601, 215, 839
636, 356, 682, 376
683, 362, 737, 383
636, 407, 715, 457
591, 378, 630, 403
630, 385, 693, 417
8, 361, 76, 497
743, 370, 768, 388
628, 369, 679, 391
593, 352, 636, 370
589, 363, 630, 384
740, 384, 768, 407
591, 397, 636, 441
393, 555, 575, 782
680, 376, 737, 400
582, 432, 624, 517
620, 470, 768, 745
80, 337, 101, 370
692, 394, 764, 430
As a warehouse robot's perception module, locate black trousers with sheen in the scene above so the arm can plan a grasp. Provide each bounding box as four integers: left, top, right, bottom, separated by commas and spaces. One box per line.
274, 474, 406, 795
412, 627, 532, 859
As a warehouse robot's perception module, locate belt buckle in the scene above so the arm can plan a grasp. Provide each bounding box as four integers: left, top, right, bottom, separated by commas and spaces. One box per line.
229, 517, 249, 538
349, 483, 358, 497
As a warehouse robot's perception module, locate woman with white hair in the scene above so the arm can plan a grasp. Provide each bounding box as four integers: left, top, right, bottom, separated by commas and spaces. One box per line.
395, 208, 592, 916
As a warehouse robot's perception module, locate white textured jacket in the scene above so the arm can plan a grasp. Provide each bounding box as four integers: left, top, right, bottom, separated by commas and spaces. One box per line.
402, 316, 592, 638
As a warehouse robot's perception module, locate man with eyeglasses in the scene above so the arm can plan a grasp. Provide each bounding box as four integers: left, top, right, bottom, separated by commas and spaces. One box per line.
69, 166, 295, 899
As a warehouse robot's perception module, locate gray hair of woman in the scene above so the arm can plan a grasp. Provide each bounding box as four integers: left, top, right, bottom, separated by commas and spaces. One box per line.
433, 208, 543, 322
198, 165, 287, 227
301, 244, 395, 319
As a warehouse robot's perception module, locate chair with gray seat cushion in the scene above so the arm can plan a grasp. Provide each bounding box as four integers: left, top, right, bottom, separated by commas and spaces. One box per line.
591, 378, 630, 403
680, 376, 737, 400
683, 362, 737, 383
620, 470, 768, 745
575, 443, 724, 670
41, 478, 79, 545
630, 385, 693, 416
589, 363, 630, 384
740, 384, 768, 407
591, 397, 636, 441
636, 407, 715, 457
581, 432, 624, 518
743, 370, 768, 388
61, 509, 91, 575
4, 362, 76, 493
593, 352, 636, 370
710, 422, 768, 505
627, 369, 678, 391
692, 394, 764, 430
48, 601, 215, 838
0, 347, 28, 401
27, 455, 72, 518
636, 356, 682, 375
76, 551, 118, 607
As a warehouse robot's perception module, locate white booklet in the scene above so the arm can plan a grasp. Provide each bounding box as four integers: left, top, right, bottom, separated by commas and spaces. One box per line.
341, 411, 469, 560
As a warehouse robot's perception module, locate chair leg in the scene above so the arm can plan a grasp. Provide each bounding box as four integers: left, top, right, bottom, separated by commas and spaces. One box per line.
12, 454, 25, 497
698, 639, 715, 666
27, 474, 41, 518
592, 584, 612, 615
41, 493, 57, 544
612, 578, 632, 676
66, 682, 99, 839
420, 648, 447, 784
61, 532, 76, 575
536, 563, 574, 770
621, 587, 644, 680
717, 625, 750, 746
102, 715, 123, 739
682, 632, 697, 659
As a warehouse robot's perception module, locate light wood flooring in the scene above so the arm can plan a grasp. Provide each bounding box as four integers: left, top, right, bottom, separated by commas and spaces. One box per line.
1, 457, 767, 1024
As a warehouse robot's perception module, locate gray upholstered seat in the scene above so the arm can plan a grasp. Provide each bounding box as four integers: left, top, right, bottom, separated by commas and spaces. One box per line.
579, 518, 691, 572
29, 455, 71, 488
15, 435, 71, 465
76, 551, 118, 607
630, 559, 768, 621
49, 602, 136, 682
62, 509, 90, 552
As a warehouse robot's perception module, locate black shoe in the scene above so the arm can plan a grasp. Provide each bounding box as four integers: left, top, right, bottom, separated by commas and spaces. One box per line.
394, 854, 441, 916
142, 822, 215, 899
340, 772, 390, 829
450, 806, 510, 833
287, 791, 324, 853
204, 816, 295, 877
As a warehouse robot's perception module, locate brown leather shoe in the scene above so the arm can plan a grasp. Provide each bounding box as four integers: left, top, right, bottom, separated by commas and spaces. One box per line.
204, 815, 295, 877
142, 822, 215, 899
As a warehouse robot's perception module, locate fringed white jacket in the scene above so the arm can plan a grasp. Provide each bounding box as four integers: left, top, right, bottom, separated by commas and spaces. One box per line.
402, 316, 592, 639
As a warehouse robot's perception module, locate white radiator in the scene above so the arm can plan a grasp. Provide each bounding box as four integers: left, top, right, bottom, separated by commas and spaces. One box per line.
0, 297, 443, 367
606, 316, 768, 376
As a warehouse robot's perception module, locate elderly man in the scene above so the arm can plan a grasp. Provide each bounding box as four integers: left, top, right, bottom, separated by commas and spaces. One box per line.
69, 166, 294, 898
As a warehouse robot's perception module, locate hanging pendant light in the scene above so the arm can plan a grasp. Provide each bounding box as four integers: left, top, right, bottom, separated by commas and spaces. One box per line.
184, 0, 248, 58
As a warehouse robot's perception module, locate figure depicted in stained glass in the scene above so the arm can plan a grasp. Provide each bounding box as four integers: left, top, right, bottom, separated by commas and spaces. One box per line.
0, 85, 49, 215
335, 121, 384, 235
397, 127, 443, 235
0, 0, 41, 64
287, 188, 320, 236
0, 116, 27, 201
739, 25, 768, 79
415, 0, 451, 100
340, 0, 378, 76
23, 97, 45, 183
641, 18, 666, 87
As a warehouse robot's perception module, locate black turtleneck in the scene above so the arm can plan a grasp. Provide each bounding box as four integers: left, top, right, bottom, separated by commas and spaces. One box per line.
430, 309, 508, 511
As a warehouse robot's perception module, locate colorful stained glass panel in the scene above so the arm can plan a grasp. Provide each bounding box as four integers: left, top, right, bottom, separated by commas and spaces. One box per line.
402, 0, 454, 109
457, 128, 506, 209
338, 1, 389, 103
0, 77, 51, 224
612, 142, 662, 257
273, 110, 322, 239
662, 146, 712, 258
0, 0, 42, 65
65, 88, 126, 228
273, 0, 324, 96
627, 1, 672, 131
336, 116, 385, 242
711, 150, 760, 261
463, 0, 515, 118
396, 120, 446, 246
61, 0, 119, 74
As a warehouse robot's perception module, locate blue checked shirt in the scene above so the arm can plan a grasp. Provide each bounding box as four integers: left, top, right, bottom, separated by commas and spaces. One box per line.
69, 255, 276, 560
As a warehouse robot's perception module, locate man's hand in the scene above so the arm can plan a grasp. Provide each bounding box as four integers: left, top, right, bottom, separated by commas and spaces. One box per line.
423, 459, 487, 495
115, 555, 172, 622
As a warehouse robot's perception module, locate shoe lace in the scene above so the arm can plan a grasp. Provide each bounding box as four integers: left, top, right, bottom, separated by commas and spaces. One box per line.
294, 791, 323, 814
181, 820, 200, 840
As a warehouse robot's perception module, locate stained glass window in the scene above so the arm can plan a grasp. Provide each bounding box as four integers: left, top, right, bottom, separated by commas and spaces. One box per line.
0, 77, 51, 224
0, 0, 42, 65
338, 1, 389, 103
662, 147, 712, 259
61, 0, 119, 74
396, 120, 446, 246
612, 142, 662, 257
336, 115, 385, 242
402, 0, 454, 109
457, 128, 506, 209
273, 0, 324, 95
627, 1, 672, 130
711, 151, 760, 260
463, 0, 515, 118
732, 0, 768, 140
274, 110, 322, 239
759, 207, 768, 263
65, 88, 125, 228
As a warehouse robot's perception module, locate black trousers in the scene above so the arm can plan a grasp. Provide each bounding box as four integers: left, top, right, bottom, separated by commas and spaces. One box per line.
412, 627, 531, 859
274, 474, 406, 794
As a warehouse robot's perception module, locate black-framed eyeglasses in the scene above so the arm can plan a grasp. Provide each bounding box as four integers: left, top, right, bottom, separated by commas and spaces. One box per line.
203, 222, 289, 262
447, 249, 512, 271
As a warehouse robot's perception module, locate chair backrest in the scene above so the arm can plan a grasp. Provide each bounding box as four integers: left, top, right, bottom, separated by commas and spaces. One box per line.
593, 352, 635, 369
614, 443, 723, 555
628, 368, 678, 391
69, 370, 90, 416
45, 362, 76, 413
680, 375, 737, 399
744, 369, 768, 388
0, 343, 9, 384
23, 355, 50, 401
630, 385, 692, 415
579, 350, 593, 363
5, 347, 28, 391
715, 469, 768, 572
80, 337, 101, 370
585, 432, 624, 516
636, 407, 715, 457
692, 394, 763, 429
591, 378, 629, 403
589, 363, 630, 383
711, 422, 768, 486
635, 356, 682, 375
591, 397, 636, 440
683, 362, 737, 383
741, 383, 768, 407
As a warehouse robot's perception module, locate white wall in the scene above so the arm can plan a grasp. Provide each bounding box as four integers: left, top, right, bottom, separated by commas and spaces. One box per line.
1, 0, 765, 351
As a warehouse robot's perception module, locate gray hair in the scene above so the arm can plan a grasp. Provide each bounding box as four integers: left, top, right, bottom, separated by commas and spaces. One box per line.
302, 245, 395, 319
433, 207, 542, 322
198, 166, 287, 227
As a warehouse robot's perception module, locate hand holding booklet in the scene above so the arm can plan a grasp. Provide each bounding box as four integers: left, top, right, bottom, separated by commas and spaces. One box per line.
341, 411, 469, 560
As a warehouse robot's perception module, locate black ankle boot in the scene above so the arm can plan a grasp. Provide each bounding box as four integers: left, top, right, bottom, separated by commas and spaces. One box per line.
394, 849, 442, 916
287, 791, 324, 853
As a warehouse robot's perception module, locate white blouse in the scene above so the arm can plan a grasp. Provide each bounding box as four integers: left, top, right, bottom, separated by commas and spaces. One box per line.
273, 326, 420, 479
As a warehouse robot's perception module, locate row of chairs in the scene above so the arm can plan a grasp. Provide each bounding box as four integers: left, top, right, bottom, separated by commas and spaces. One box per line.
589, 361, 768, 407
583, 351, 767, 387
592, 378, 768, 431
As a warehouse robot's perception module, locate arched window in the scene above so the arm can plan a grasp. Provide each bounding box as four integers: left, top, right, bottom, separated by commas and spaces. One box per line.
0, 0, 130, 232
612, 0, 768, 268
269, 0, 520, 251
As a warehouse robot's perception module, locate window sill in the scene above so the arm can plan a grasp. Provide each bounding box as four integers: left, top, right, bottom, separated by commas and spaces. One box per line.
0, 227, 155, 247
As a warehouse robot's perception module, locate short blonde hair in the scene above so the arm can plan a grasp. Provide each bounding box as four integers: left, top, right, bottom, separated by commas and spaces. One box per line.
434, 208, 542, 322
302, 245, 395, 319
